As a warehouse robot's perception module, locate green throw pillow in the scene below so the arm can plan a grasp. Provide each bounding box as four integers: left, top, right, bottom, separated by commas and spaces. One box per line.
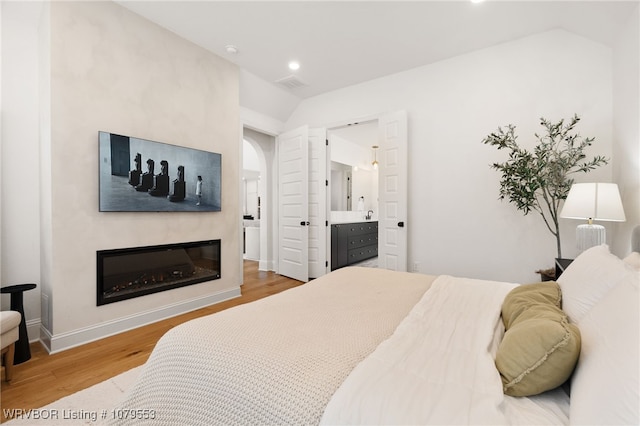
495, 281, 581, 397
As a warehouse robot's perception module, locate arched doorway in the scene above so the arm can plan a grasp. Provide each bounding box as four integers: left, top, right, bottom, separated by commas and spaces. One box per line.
242, 129, 276, 272
242, 139, 261, 261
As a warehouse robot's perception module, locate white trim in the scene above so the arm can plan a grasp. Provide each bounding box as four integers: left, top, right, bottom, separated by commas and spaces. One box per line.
239, 120, 245, 285
324, 114, 380, 131
27, 318, 41, 343
258, 259, 274, 271
39, 287, 241, 354
240, 107, 285, 275
240, 107, 285, 137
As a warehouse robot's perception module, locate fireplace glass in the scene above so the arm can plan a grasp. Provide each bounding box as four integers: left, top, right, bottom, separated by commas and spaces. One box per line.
97, 240, 221, 305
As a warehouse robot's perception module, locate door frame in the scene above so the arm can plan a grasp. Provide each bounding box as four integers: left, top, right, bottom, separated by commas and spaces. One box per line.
239, 108, 407, 284
242, 135, 271, 271
239, 108, 286, 284
326, 111, 408, 272
307, 128, 328, 279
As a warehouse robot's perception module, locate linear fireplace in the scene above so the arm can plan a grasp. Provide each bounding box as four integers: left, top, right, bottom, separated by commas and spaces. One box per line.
97, 240, 221, 306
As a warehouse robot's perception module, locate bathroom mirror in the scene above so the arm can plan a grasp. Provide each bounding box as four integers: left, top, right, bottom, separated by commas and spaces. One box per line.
329, 121, 378, 213
330, 161, 352, 210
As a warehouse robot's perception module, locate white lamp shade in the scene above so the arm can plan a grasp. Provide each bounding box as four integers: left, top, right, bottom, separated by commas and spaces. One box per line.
560, 183, 626, 222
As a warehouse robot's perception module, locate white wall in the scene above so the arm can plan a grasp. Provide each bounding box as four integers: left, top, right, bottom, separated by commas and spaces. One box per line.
612, 5, 640, 256
243, 139, 261, 172
239, 69, 301, 124
242, 139, 260, 218
330, 134, 373, 170
2, 1, 242, 352
287, 30, 616, 284
0, 1, 44, 341
350, 168, 377, 215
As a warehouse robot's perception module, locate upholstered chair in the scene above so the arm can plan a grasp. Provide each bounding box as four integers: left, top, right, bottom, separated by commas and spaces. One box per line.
0, 311, 22, 382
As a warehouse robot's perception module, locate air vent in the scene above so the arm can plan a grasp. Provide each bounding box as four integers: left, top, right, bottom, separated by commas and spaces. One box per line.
275, 75, 309, 90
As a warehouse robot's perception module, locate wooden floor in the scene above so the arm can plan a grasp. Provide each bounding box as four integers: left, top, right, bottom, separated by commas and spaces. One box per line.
0, 261, 303, 422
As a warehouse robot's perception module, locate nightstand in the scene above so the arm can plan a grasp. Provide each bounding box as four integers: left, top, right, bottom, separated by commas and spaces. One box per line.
555, 258, 574, 279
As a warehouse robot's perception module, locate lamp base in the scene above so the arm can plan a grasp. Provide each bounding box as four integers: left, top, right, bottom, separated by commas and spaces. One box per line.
576, 223, 605, 251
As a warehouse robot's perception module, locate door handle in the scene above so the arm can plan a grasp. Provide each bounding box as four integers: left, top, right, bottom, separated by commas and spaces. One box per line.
300, 221, 310, 226
397, 221, 405, 228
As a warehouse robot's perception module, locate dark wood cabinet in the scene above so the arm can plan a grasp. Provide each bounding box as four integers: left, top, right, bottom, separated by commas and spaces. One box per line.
331, 222, 378, 270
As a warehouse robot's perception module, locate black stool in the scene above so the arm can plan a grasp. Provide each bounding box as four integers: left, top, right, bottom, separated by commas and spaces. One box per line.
1, 283, 37, 364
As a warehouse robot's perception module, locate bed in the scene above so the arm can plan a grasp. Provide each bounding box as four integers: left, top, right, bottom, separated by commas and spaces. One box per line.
109, 235, 639, 425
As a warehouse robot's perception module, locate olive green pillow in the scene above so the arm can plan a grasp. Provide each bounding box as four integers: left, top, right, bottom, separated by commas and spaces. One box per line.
495, 281, 581, 397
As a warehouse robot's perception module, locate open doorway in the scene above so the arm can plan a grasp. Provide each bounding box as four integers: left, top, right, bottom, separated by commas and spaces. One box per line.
242, 110, 407, 282
242, 128, 276, 273
242, 139, 261, 261
328, 120, 379, 269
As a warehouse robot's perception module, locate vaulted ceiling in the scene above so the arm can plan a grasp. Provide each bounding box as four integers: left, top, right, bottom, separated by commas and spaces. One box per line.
119, 1, 638, 99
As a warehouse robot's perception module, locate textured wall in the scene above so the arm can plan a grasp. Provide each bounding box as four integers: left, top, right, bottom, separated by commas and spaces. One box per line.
43, 1, 240, 344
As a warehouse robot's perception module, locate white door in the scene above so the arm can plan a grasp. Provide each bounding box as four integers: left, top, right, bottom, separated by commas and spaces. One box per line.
308, 128, 327, 278
277, 126, 309, 282
378, 111, 408, 271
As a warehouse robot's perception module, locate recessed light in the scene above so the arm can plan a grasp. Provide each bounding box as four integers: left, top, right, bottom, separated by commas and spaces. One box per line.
225, 45, 238, 54
288, 61, 300, 71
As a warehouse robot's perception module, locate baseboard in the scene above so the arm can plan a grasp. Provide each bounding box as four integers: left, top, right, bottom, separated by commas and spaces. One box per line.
258, 259, 273, 271
40, 286, 241, 354
27, 318, 41, 343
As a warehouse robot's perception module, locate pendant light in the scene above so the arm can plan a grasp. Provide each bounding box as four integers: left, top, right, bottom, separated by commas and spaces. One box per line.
371, 145, 379, 169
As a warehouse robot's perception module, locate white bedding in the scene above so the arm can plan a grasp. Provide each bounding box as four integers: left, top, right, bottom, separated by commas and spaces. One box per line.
110, 268, 570, 425
321, 274, 570, 425
322, 275, 518, 425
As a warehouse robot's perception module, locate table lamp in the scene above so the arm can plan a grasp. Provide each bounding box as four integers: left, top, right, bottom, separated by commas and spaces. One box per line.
560, 183, 626, 251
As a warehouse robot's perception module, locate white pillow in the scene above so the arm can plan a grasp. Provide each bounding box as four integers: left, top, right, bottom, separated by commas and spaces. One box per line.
623, 252, 640, 271
557, 245, 635, 324
569, 272, 640, 425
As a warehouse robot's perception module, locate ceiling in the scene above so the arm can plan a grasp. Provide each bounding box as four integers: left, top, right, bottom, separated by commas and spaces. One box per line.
118, 1, 638, 99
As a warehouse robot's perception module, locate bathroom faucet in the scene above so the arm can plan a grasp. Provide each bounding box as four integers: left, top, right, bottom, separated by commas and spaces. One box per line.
366, 210, 374, 220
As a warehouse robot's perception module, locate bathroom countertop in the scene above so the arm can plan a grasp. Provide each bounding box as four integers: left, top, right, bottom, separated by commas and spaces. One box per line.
331, 219, 377, 225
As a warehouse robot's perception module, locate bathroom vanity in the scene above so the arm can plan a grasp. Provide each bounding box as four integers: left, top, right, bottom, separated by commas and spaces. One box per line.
331, 221, 378, 270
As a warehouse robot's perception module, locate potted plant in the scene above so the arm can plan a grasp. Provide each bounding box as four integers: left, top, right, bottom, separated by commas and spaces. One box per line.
482, 114, 608, 278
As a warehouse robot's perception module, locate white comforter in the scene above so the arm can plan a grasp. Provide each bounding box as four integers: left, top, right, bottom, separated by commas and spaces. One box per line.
321, 275, 518, 425
111, 269, 570, 425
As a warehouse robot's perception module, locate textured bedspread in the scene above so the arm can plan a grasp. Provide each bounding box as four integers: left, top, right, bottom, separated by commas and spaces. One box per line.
109, 267, 435, 425
320, 275, 518, 425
